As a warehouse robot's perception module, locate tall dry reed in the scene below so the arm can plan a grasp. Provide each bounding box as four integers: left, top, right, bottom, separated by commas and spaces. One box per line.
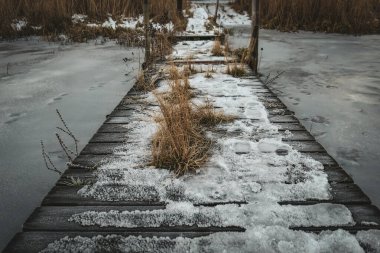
232, 0, 380, 34
0, 0, 188, 37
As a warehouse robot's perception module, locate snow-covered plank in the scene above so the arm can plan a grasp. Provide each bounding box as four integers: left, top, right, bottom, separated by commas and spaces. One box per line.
280, 183, 371, 205
281, 131, 315, 141
291, 205, 380, 232
4, 231, 213, 253
41, 186, 163, 206
284, 140, 325, 152
275, 122, 306, 131
24, 206, 244, 233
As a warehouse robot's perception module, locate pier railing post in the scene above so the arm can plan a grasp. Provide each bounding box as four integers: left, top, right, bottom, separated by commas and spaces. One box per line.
143, 0, 151, 68
177, 0, 183, 17
214, 0, 220, 23
249, 0, 260, 75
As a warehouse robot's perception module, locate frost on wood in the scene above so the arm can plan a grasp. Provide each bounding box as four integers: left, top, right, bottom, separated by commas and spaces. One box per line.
41, 228, 366, 253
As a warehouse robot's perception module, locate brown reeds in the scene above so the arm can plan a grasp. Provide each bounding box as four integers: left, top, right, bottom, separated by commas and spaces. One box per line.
152, 75, 235, 176
226, 62, 246, 77
211, 39, 224, 56
0, 0, 188, 38
231, 0, 380, 34
152, 80, 210, 176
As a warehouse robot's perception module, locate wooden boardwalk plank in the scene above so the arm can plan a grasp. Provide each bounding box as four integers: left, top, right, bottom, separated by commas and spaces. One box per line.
23, 206, 244, 233
89, 133, 127, 143
279, 183, 371, 205
4, 231, 216, 253
42, 186, 163, 206
97, 124, 129, 133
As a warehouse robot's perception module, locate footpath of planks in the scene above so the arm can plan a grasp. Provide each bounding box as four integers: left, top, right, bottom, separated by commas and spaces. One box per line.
4, 35, 380, 253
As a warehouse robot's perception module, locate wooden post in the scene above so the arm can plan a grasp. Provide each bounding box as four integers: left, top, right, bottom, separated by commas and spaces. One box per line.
177, 0, 183, 17
249, 0, 260, 75
143, 0, 151, 68
214, 0, 220, 23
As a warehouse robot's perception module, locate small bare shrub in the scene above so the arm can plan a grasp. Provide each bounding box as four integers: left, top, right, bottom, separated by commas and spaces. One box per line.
226, 62, 246, 77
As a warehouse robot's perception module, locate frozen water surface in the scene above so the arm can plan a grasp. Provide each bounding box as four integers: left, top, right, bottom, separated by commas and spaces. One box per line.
0, 38, 140, 250
229, 27, 380, 209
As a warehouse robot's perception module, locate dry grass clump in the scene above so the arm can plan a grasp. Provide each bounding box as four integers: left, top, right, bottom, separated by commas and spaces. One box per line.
152, 93, 211, 176
152, 76, 235, 175
163, 78, 193, 103
211, 39, 224, 56
134, 71, 156, 92
195, 100, 236, 127
168, 64, 181, 80
204, 65, 215, 78
231, 0, 380, 34
226, 62, 246, 77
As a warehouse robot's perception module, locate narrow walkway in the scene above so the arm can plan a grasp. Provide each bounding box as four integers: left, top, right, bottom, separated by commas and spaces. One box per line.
4, 3, 380, 253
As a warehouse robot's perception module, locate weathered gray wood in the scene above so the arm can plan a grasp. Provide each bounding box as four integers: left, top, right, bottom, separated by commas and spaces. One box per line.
275, 123, 306, 131
267, 108, 293, 116
24, 206, 244, 233
97, 124, 129, 133
4, 231, 216, 253
71, 154, 115, 168
324, 167, 353, 183
269, 115, 299, 123
285, 140, 325, 153
174, 34, 224, 41
306, 153, 337, 166
291, 205, 380, 233
279, 183, 371, 205
281, 131, 315, 141
42, 186, 163, 206
89, 133, 127, 143
105, 117, 131, 124
80, 143, 121, 155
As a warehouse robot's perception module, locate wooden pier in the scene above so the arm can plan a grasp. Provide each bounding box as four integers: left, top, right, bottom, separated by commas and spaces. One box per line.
4, 35, 380, 252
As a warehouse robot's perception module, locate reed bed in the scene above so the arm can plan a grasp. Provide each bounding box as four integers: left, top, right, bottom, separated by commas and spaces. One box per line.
232, 0, 380, 34
0, 0, 188, 38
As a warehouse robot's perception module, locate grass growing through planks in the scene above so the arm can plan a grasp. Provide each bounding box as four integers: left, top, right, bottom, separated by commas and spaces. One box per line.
134, 70, 156, 92
226, 62, 246, 77
151, 66, 235, 175
211, 39, 224, 56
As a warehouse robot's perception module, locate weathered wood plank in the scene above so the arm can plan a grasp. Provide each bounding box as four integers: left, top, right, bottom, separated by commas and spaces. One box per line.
267, 108, 293, 116
275, 123, 306, 131
285, 140, 325, 153
42, 186, 164, 206
97, 124, 129, 133
279, 183, 371, 205
4, 231, 216, 253
306, 153, 337, 166
269, 115, 299, 123
80, 143, 121, 155
324, 167, 353, 184
291, 205, 380, 233
70, 154, 116, 169
23, 206, 244, 233
89, 133, 127, 143
281, 131, 315, 141
105, 117, 131, 124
